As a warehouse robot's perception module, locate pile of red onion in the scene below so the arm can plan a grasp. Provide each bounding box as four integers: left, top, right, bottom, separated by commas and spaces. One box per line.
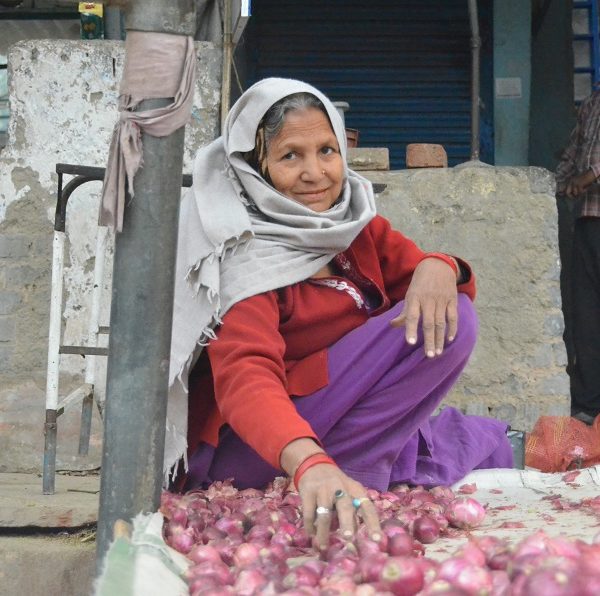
160, 478, 600, 595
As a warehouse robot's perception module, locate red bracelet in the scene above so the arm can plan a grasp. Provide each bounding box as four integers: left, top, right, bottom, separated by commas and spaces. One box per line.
420, 252, 459, 277
293, 453, 337, 489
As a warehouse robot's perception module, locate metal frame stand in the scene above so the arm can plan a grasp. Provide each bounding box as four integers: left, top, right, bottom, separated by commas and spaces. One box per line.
43, 164, 108, 495
42, 163, 192, 495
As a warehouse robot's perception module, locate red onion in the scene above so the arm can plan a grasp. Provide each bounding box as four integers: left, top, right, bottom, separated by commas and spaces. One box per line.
185, 560, 234, 586
454, 542, 486, 567
245, 523, 274, 545
323, 556, 357, 578
444, 497, 486, 530
282, 564, 321, 589
187, 543, 223, 565
520, 568, 573, 596
232, 542, 261, 568
388, 533, 424, 557
419, 579, 470, 595
355, 552, 388, 583
201, 525, 227, 544
165, 523, 195, 554
379, 556, 425, 595
210, 539, 237, 566
412, 515, 441, 544
214, 513, 244, 537
490, 570, 512, 596
233, 568, 268, 595
320, 573, 360, 594
382, 518, 408, 538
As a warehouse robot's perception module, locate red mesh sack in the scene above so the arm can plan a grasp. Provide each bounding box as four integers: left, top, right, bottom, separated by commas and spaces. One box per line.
525, 415, 600, 472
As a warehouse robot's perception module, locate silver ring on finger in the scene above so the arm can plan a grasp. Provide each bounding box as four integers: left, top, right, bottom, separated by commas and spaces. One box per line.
315, 506, 331, 516
334, 489, 346, 500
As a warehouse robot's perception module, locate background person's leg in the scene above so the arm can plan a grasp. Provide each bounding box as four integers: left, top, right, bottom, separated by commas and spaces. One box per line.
570, 218, 600, 420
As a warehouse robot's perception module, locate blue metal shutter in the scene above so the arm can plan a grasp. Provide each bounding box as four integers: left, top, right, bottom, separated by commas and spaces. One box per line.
247, 0, 472, 168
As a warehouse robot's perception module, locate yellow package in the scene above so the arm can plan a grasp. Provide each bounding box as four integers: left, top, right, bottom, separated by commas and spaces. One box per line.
79, 3, 104, 40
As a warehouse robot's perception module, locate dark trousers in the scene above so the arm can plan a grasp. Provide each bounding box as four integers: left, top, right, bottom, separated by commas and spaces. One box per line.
570, 217, 600, 416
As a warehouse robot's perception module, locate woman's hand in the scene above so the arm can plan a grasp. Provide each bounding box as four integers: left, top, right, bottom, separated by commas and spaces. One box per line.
280, 439, 381, 550
390, 257, 458, 357
298, 463, 381, 550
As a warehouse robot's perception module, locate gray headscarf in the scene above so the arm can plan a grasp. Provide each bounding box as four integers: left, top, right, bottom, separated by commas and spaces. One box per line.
165, 77, 377, 479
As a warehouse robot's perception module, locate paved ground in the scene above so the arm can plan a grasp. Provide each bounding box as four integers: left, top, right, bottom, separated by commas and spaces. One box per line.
0, 472, 99, 596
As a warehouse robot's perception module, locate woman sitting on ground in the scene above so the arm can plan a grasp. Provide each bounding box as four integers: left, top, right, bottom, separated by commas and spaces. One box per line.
171, 77, 513, 547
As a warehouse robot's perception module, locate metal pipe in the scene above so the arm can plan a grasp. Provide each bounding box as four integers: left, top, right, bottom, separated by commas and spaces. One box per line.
221, 0, 233, 131
95, 0, 196, 569
104, 7, 123, 40
468, 0, 481, 161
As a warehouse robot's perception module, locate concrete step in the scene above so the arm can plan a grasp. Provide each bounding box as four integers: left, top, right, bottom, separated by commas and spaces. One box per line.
0, 532, 95, 596
0, 472, 99, 596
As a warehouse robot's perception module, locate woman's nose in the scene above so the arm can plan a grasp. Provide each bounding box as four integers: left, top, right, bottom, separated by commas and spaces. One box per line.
300, 156, 324, 181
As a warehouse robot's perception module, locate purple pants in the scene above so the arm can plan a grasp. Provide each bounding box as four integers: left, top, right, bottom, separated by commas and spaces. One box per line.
187, 295, 513, 491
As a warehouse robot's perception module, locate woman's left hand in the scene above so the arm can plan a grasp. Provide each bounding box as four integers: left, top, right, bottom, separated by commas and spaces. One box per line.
390, 257, 458, 357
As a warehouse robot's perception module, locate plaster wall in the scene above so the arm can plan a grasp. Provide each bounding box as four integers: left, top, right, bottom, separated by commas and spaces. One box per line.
0, 40, 221, 473
493, 0, 532, 166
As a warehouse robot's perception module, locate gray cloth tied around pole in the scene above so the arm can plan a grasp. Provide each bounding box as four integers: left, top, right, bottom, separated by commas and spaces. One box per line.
99, 31, 196, 232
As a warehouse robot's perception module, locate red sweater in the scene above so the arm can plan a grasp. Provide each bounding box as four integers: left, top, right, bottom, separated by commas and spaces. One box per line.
188, 215, 476, 470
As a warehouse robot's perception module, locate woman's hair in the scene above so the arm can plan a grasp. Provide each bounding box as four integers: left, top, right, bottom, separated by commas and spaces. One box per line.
245, 92, 329, 178
263, 93, 327, 147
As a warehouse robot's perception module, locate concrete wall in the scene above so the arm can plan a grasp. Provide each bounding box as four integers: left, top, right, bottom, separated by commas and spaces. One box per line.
0, 40, 221, 473
368, 165, 568, 430
493, 0, 532, 166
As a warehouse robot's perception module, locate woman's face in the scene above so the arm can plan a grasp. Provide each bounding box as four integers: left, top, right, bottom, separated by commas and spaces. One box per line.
265, 107, 344, 212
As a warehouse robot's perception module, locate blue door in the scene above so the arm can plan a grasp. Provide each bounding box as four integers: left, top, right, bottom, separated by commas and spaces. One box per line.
245, 0, 493, 168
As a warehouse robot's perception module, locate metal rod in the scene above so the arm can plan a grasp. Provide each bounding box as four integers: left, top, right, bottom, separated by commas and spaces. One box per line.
95, 0, 196, 569
221, 0, 233, 131
104, 7, 123, 40
42, 410, 57, 495
468, 0, 481, 161
78, 394, 94, 456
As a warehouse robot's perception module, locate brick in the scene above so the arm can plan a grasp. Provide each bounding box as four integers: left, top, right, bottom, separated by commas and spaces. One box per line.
346, 148, 390, 171
0, 292, 21, 315
0, 317, 16, 342
0, 235, 31, 259
406, 144, 448, 168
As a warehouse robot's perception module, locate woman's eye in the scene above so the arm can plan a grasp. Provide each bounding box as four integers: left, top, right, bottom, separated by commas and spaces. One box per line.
321, 146, 336, 155
282, 152, 296, 160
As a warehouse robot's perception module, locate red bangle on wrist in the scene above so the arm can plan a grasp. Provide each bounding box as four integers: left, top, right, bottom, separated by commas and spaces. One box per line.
420, 252, 459, 277
293, 453, 337, 489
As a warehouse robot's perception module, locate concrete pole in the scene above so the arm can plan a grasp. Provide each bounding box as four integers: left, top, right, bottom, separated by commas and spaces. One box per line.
220, 0, 233, 131
468, 0, 481, 161
96, 0, 196, 569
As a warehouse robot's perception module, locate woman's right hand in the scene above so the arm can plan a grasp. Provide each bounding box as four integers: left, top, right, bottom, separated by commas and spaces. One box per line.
298, 463, 382, 550
281, 438, 381, 550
